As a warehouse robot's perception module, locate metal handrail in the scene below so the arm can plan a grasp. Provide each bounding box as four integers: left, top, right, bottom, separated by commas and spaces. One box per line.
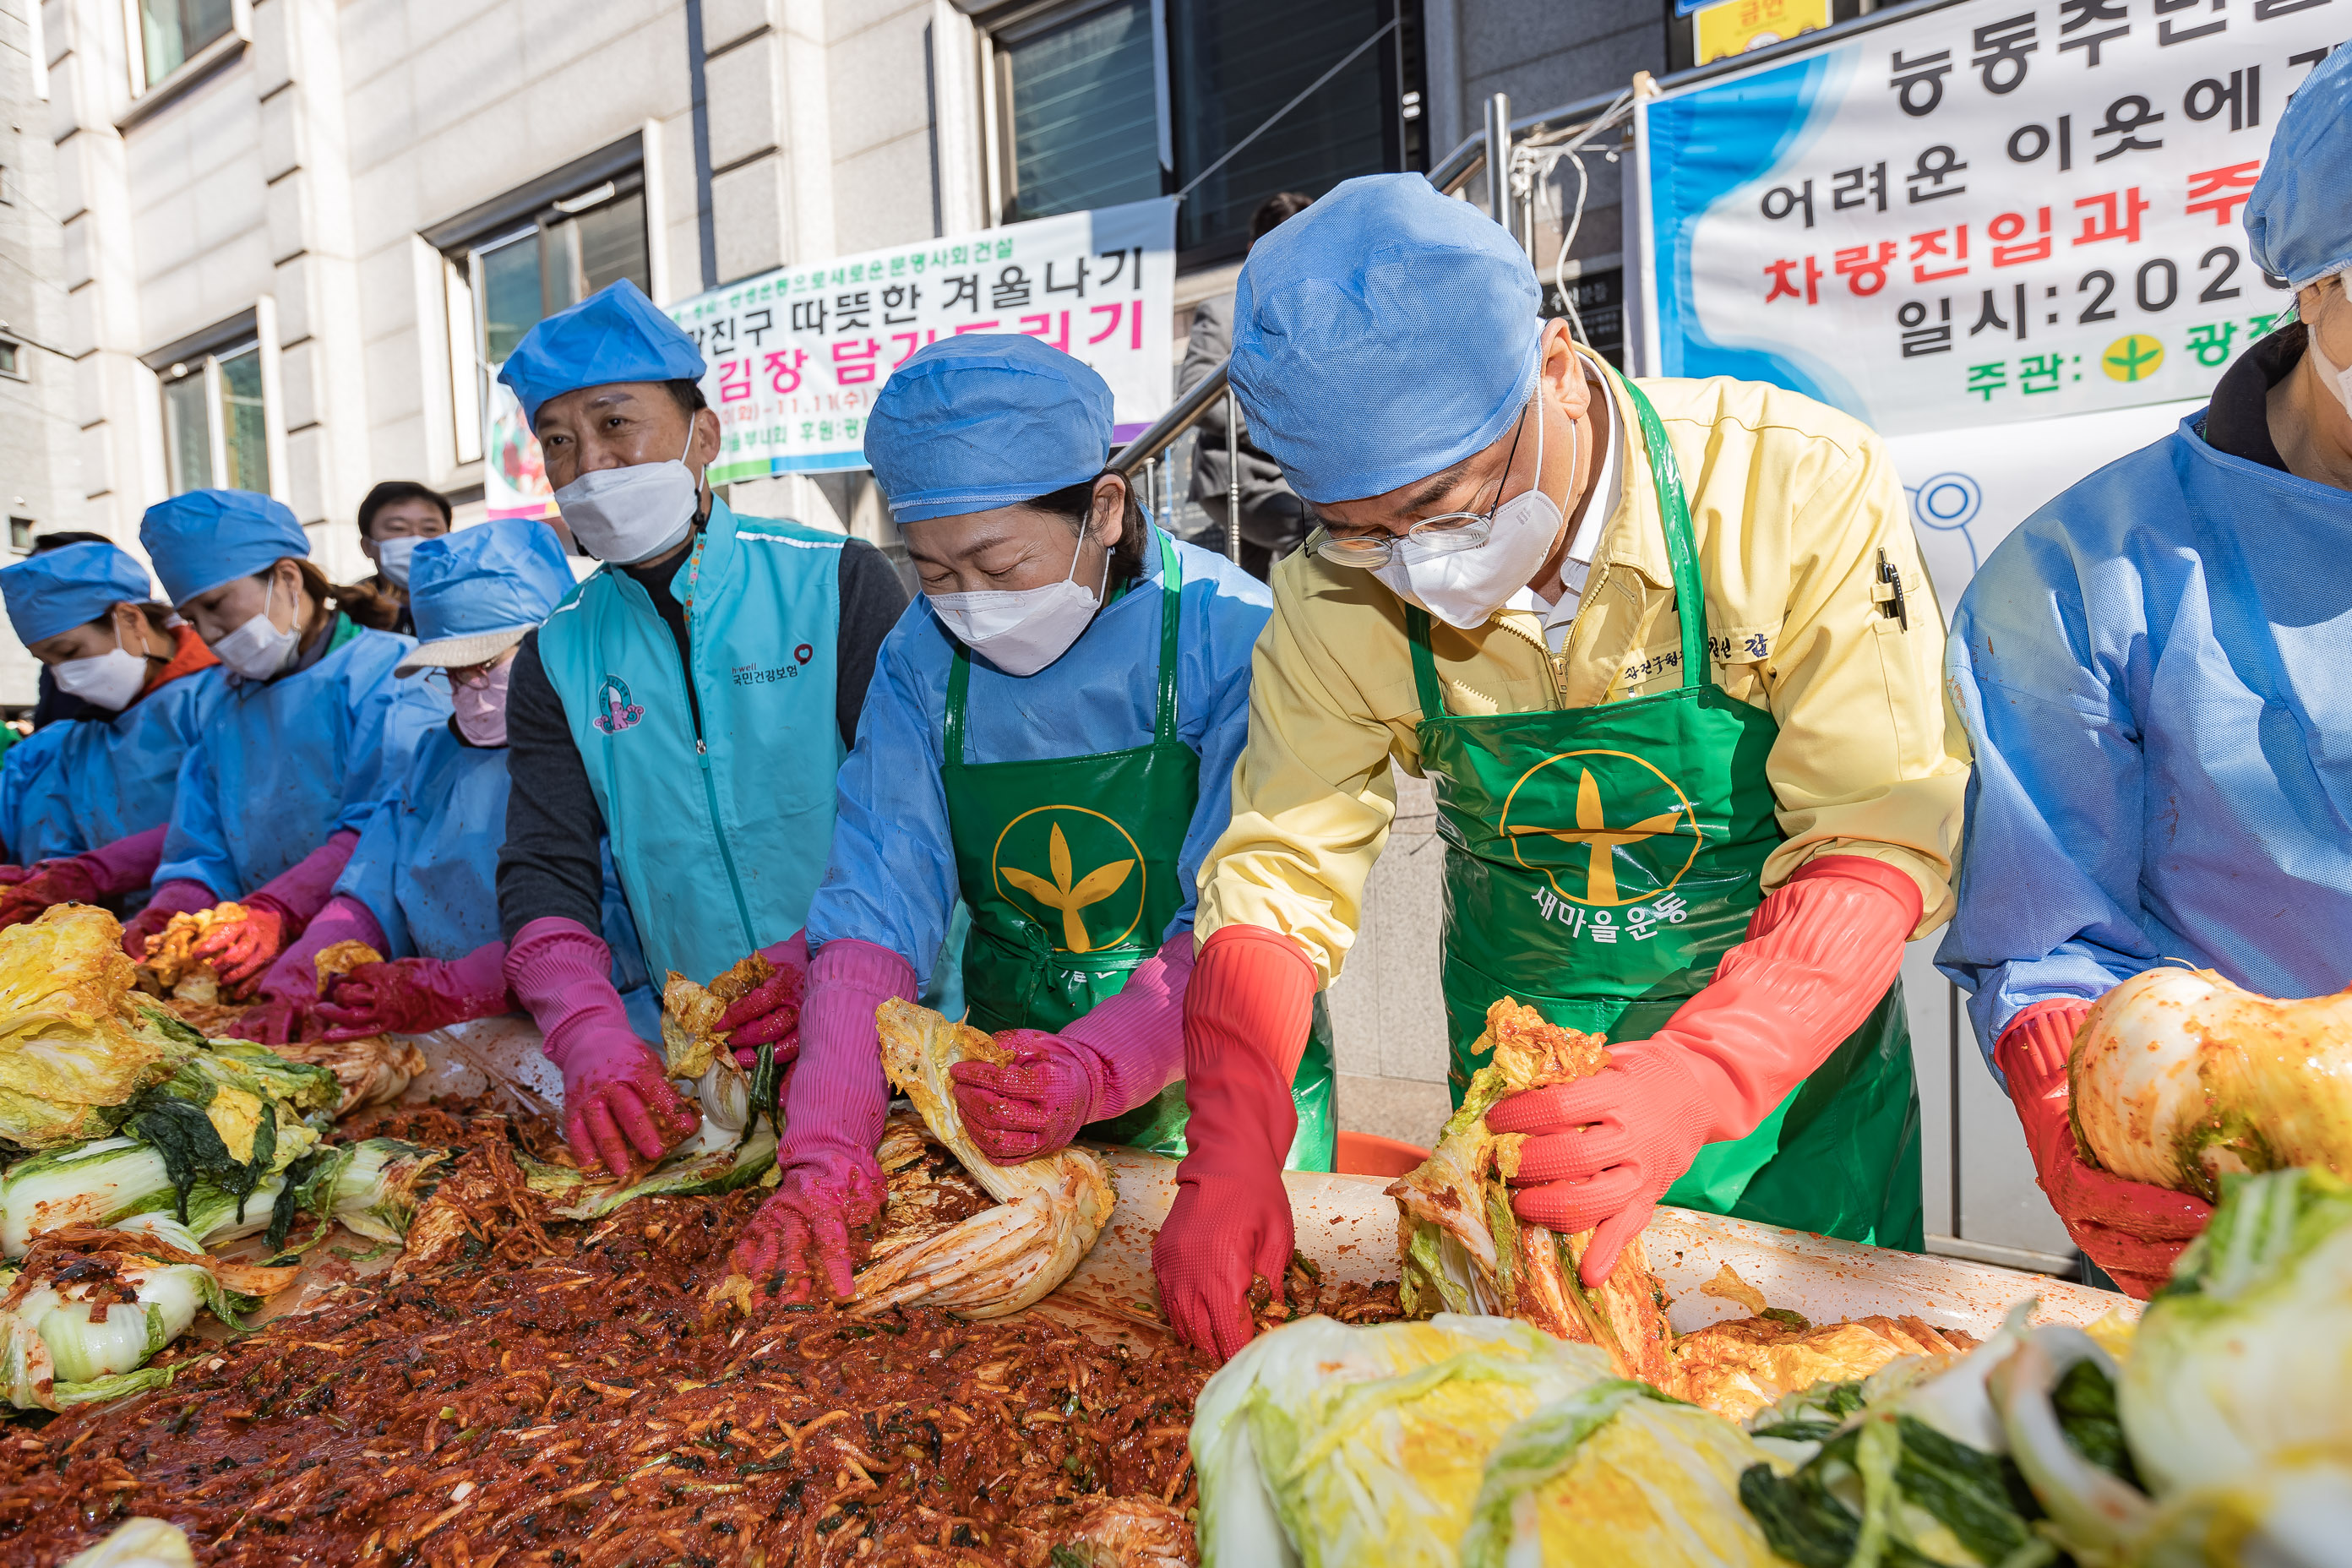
1113, 0, 1977, 481
1110, 358, 1228, 475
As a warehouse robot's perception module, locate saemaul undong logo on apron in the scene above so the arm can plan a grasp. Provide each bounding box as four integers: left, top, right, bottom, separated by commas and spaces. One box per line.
991, 808, 1146, 954
1499, 749, 1703, 906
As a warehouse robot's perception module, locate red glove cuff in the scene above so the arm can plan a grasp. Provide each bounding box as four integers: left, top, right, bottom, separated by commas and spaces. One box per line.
1180, 925, 1315, 1173
1994, 998, 2094, 1093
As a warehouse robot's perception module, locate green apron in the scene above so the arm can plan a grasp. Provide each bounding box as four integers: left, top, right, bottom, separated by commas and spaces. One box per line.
1412, 373, 1921, 1249
941, 532, 1336, 1171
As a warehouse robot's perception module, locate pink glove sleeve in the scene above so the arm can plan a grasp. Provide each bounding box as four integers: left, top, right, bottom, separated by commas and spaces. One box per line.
719, 928, 814, 1058
507, 916, 697, 1176
253, 894, 391, 1003
247, 830, 361, 932
1059, 933, 1194, 1121
506, 916, 640, 1068
75, 825, 170, 897
782, 939, 920, 1162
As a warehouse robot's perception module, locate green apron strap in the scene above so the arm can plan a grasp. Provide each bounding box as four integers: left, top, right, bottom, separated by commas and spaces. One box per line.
944, 642, 972, 766
1152, 530, 1183, 743
1405, 606, 1447, 719
1608, 369, 1708, 689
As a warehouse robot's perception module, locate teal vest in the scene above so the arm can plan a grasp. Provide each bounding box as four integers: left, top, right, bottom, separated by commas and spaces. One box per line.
535, 500, 844, 985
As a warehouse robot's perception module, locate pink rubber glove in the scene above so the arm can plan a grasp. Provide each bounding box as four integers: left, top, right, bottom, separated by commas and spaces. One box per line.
121, 879, 221, 959
729, 938, 916, 1301
0, 825, 170, 929
1491, 856, 1924, 1287
1997, 999, 2213, 1298
231, 895, 390, 1043
719, 929, 812, 1063
507, 916, 698, 1177
1154, 924, 1317, 1362
193, 831, 362, 994
316, 943, 514, 1040
949, 933, 1194, 1164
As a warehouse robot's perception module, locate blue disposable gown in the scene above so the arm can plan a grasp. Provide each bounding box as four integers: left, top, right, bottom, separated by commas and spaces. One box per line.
335, 724, 659, 1034
806, 525, 1271, 977
1937, 414, 2352, 1078
9, 667, 227, 865
0, 725, 72, 865
157, 620, 449, 898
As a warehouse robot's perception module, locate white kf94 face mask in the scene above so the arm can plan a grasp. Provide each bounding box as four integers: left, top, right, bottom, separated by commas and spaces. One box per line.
927, 526, 1108, 678
210, 579, 301, 682
1371, 396, 1574, 632
53, 629, 147, 711
553, 423, 703, 565
373, 534, 422, 587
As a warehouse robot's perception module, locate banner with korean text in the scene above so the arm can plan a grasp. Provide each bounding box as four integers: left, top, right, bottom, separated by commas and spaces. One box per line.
663, 198, 1177, 486
1635, 0, 2339, 439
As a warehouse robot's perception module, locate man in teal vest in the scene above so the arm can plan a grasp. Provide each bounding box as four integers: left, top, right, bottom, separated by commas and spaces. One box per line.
494, 280, 908, 1177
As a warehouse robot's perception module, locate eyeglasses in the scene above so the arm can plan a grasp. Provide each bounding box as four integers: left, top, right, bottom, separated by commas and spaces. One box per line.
1309, 400, 1530, 570
426, 662, 503, 692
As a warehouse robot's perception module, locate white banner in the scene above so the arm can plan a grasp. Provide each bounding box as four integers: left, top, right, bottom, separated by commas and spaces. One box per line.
1637, 0, 2342, 438
664, 199, 1178, 486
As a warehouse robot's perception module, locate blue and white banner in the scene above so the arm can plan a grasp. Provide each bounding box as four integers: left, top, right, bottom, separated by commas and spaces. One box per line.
1636, 0, 2341, 438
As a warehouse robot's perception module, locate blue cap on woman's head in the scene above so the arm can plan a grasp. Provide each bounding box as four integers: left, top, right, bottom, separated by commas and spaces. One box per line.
2246, 45, 2352, 291
496, 280, 708, 432
0, 542, 155, 646
139, 489, 309, 607
863, 335, 1114, 524
1230, 174, 1542, 504
399, 518, 576, 673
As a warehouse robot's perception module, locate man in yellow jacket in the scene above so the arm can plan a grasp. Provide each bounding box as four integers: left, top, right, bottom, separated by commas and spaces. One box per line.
1153, 174, 1968, 1358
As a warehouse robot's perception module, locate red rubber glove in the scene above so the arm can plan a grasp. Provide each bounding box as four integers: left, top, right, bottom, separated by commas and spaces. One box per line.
719, 929, 812, 1064
507, 916, 698, 1177
730, 938, 914, 1300
1152, 924, 1316, 1362
316, 943, 514, 1040
1492, 856, 1924, 1288
193, 831, 362, 995
121, 879, 219, 959
233, 994, 323, 1047
0, 858, 101, 929
950, 933, 1193, 1164
1996, 998, 2213, 1298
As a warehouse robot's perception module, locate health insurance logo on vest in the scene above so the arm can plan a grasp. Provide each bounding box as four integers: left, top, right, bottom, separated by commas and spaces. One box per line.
1499, 749, 1703, 911
990, 806, 1148, 955
591, 675, 645, 735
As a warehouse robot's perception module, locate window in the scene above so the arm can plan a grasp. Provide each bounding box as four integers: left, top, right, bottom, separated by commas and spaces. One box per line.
1168, 0, 1401, 251
7, 520, 31, 556
991, 0, 1416, 259
0, 340, 19, 378
430, 155, 648, 509
994, 0, 1164, 226
138, 0, 235, 88
159, 341, 268, 495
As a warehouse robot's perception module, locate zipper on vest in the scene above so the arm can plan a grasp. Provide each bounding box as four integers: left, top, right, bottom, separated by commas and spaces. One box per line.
672, 589, 759, 954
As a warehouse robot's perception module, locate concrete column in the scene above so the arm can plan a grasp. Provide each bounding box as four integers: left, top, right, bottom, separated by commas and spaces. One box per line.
48, 0, 153, 538
253, 0, 369, 573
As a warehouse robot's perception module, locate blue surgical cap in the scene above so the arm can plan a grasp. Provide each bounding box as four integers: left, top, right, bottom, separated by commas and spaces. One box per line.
863, 335, 1113, 524
139, 489, 309, 607
0, 542, 155, 646
1230, 174, 1541, 504
2246, 45, 2352, 290
408, 518, 575, 647
496, 280, 708, 431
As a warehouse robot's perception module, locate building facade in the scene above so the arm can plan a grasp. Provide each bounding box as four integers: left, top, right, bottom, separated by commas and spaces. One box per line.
2, 0, 84, 705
